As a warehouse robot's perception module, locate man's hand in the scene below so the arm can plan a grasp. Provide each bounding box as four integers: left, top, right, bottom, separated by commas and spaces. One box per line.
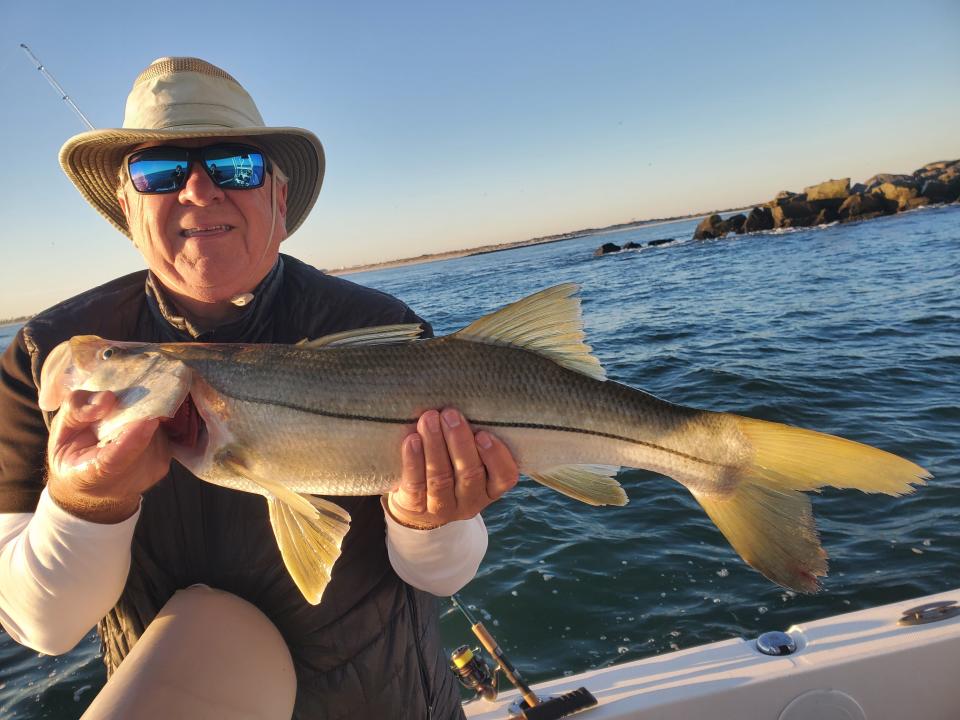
386, 408, 519, 529
46, 390, 173, 524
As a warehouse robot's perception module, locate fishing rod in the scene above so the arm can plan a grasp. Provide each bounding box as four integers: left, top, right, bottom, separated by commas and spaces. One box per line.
19, 43, 95, 130
450, 593, 597, 720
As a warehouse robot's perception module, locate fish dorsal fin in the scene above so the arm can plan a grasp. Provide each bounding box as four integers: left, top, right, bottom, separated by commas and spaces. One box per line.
453, 283, 606, 381
298, 323, 424, 349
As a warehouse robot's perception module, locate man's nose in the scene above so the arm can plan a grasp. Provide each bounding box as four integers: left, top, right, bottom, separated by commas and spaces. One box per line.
178, 161, 224, 205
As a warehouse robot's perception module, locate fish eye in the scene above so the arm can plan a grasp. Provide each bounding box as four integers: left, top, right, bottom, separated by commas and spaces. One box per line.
100, 347, 116, 361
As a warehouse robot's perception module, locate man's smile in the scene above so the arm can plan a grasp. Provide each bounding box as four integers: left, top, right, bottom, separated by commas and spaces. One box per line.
180, 225, 234, 238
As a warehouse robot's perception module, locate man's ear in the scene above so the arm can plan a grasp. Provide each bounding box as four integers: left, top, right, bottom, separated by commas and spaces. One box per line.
277, 176, 288, 220
117, 187, 129, 217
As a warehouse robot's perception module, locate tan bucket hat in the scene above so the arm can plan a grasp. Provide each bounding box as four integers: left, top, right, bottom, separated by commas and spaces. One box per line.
59, 56, 324, 239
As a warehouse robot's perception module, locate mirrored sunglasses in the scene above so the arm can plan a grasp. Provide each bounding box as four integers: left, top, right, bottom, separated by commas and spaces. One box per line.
127, 143, 272, 194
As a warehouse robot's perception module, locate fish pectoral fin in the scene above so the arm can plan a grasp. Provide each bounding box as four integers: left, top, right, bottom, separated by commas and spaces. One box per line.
218, 450, 351, 605
298, 323, 424, 348
690, 483, 827, 594
267, 493, 351, 605
528, 464, 628, 506
453, 283, 607, 381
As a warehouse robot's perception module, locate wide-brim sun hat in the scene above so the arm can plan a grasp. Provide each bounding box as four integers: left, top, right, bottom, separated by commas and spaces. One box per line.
59, 56, 324, 239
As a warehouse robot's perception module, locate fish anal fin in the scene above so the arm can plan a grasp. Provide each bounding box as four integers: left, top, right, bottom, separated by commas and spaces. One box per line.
691, 483, 827, 594
298, 323, 424, 349
528, 464, 627, 506
453, 284, 607, 381
219, 448, 351, 605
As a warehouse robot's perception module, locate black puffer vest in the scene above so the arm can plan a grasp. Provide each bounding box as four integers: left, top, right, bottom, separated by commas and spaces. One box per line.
9, 255, 464, 719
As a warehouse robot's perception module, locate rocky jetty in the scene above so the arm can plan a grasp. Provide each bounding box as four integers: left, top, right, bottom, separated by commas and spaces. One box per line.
594, 238, 675, 256
692, 159, 959, 240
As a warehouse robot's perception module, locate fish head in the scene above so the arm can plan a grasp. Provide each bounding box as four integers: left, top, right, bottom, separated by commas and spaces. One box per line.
40, 335, 193, 443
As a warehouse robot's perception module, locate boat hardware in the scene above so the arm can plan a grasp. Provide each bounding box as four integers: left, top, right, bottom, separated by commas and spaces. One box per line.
451, 594, 598, 719
755, 631, 798, 656
897, 599, 960, 626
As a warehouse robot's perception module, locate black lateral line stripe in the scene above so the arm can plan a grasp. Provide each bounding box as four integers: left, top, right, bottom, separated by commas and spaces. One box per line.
242, 395, 723, 468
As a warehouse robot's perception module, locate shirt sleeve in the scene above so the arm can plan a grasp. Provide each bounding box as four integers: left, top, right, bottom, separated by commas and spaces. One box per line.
0, 329, 49, 513
382, 500, 488, 596
0, 488, 139, 655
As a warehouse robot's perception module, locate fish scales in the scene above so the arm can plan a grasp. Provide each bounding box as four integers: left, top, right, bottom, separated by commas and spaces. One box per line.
173, 338, 748, 496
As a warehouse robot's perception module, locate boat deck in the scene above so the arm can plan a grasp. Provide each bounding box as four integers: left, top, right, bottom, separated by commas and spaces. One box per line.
464, 589, 960, 720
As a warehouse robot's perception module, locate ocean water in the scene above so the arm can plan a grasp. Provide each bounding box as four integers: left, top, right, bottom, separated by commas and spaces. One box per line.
0, 205, 957, 717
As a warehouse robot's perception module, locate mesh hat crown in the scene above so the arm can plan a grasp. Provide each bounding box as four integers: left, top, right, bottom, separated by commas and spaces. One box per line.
59, 57, 325, 239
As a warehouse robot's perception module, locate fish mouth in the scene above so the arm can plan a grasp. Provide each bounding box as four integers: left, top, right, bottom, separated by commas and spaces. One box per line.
161, 394, 207, 454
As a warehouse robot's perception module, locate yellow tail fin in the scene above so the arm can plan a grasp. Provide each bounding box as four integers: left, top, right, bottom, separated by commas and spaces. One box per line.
692, 415, 930, 592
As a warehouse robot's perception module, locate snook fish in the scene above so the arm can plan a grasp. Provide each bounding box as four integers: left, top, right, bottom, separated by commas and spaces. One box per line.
38, 284, 930, 604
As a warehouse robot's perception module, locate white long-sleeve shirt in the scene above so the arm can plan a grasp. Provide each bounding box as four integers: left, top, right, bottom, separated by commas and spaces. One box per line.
0, 488, 486, 656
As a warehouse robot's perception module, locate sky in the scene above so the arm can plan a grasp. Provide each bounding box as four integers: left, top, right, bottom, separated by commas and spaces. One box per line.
1, 0, 958, 318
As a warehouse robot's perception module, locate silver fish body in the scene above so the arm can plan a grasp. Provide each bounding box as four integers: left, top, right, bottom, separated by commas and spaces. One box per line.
179, 338, 744, 498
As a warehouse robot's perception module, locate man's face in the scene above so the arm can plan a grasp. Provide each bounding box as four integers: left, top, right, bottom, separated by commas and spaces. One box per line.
117, 138, 288, 309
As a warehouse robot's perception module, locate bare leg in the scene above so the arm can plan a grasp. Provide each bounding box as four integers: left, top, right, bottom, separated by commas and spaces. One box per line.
82, 585, 296, 720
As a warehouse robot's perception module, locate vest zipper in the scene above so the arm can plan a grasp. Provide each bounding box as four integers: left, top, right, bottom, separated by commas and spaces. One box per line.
406, 586, 435, 720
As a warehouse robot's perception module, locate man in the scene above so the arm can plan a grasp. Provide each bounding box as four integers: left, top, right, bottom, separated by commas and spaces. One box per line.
0, 56, 518, 718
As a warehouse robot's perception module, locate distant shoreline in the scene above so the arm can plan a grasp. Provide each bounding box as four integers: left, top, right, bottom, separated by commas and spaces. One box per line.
1, 208, 750, 323
327, 210, 749, 277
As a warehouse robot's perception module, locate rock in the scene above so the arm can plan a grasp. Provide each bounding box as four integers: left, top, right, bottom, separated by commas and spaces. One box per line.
915, 160, 956, 174
647, 238, 674, 247
767, 191, 808, 209
851, 182, 867, 194
804, 178, 850, 201
920, 177, 960, 203
743, 206, 774, 232
779, 215, 818, 229
903, 196, 931, 210
838, 193, 886, 221
864, 173, 916, 192
814, 207, 838, 225
594, 242, 621, 256
623, 241, 642, 250
771, 201, 816, 228
808, 197, 846, 213
693, 214, 725, 240
876, 181, 918, 210
721, 214, 747, 234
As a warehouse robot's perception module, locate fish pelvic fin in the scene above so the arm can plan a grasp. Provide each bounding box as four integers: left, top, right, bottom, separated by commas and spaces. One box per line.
528, 464, 628, 506
691, 415, 930, 593
691, 483, 827, 593
453, 284, 607, 381
267, 494, 351, 605
219, 449, 351, 605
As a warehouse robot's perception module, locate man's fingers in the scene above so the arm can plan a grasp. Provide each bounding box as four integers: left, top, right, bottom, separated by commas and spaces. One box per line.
52, 391, 116, 437
476, 431, 519, 500
440, 408, 487, 509
95, 418, 164, 479
393, 433, 427, 513
420, 410, 457, 516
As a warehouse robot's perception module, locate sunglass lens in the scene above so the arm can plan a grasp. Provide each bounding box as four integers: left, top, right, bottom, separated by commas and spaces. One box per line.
128, 150, 191, 193
202, 145, 266, 189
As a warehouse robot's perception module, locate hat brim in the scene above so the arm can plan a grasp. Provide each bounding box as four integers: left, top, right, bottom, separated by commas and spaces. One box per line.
59, 127, 324, 239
